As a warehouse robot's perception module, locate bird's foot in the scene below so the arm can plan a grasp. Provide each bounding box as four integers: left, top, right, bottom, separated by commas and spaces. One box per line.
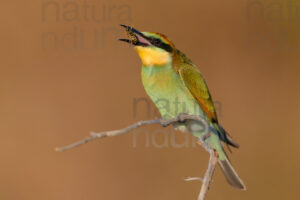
201, 132, 211, 141
177, 113, 188, 123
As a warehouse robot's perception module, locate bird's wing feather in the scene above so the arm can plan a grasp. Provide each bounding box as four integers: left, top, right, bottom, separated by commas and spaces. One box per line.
178, 64, 218, 122
178, 63, 240, 148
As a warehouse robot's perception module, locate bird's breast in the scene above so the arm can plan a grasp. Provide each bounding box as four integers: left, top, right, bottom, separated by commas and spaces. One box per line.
141, 65, 204, 119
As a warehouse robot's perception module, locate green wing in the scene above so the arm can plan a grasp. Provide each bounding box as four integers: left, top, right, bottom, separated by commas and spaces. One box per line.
178, 63, 240, 148
178, 63, 218, 123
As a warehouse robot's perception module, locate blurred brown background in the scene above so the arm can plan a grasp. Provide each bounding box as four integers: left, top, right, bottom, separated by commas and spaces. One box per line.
1, 0, 300, 199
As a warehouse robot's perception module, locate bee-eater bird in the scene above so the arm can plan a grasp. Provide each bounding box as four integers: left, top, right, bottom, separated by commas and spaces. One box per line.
119, 25, 246, 190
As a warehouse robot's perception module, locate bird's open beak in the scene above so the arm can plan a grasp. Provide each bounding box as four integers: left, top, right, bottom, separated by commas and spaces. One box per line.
119, 24, 152, 46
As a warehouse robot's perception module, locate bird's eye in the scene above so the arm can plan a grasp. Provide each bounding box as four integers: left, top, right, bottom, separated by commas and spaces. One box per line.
150, 38, 162, 46
153, 39, 161, 45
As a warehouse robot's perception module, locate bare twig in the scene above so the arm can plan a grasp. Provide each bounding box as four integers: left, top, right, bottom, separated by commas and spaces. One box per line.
55, 118, 161, 152
56, 113, 218, 200
184, 177, 203, 182
197, 150, 218, 200
56, 114, 209, 152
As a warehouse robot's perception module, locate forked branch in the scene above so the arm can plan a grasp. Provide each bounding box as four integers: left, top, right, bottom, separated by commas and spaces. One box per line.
56, 114, 218, 200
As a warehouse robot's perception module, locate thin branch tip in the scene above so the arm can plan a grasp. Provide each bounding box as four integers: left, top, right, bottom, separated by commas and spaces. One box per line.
184, 177, 203, 182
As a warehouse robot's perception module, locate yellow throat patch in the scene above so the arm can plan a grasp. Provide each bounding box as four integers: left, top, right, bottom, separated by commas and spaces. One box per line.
134, 46, 171, 66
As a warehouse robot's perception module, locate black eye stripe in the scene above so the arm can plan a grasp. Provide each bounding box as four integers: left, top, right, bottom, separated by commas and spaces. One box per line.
148, 37, 173, 52
160, 43, 173, 52
152, 39, 162, 45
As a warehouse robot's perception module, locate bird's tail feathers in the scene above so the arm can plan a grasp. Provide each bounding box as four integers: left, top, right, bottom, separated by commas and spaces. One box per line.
218, 158, 246, 190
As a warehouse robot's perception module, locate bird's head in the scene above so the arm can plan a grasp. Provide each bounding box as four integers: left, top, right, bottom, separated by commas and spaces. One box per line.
119, 25, 175, 66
